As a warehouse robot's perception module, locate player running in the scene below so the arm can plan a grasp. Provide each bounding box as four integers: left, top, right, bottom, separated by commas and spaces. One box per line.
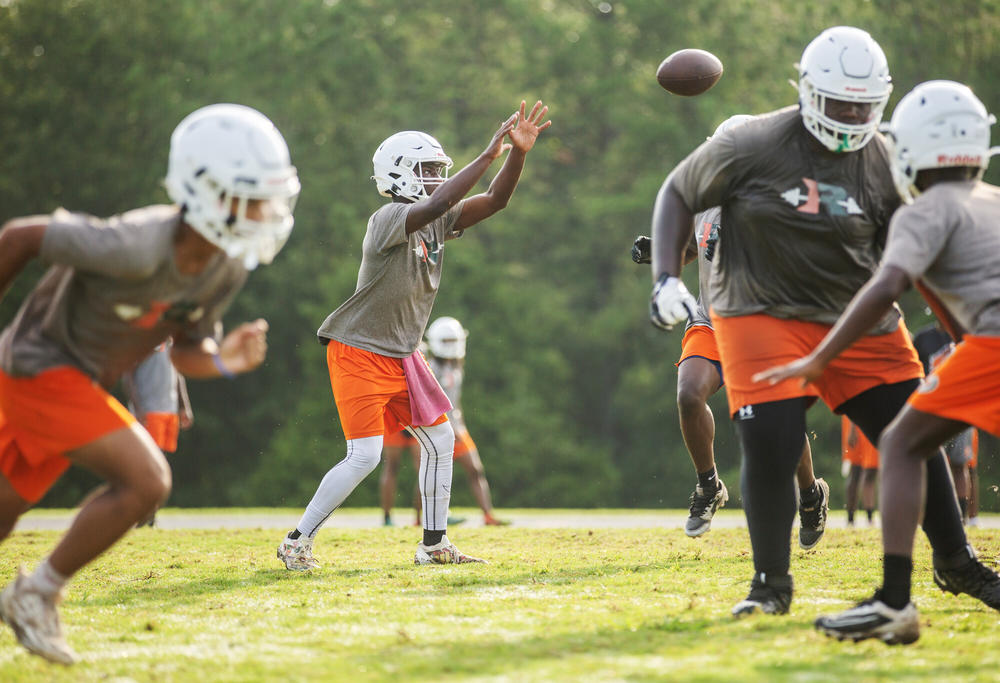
841, 416, 878, 527
650, 27, 998, 619
632, 114, 829, 542
0, 104, 299, 664
278, 101, 550, 570
757, 80, 1000, 643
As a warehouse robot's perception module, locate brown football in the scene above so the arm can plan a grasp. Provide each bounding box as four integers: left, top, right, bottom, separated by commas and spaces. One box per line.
656, 49, 723, 96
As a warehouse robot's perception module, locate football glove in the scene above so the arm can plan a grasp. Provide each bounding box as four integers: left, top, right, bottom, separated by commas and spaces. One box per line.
631, 235, 651, 264
650, 273, 697, 331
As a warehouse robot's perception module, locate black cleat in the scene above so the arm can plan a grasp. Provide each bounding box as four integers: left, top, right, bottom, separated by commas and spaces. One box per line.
732, 572, 793, 617
932, 544, 1000, 611
815, 590, 919, 645
798, 478, 829, 550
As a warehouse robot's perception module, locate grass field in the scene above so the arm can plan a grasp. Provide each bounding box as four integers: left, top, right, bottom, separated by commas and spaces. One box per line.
1, 509, 999, 682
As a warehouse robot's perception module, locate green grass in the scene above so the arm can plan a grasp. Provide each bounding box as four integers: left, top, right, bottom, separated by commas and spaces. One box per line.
1, 511, 999, 682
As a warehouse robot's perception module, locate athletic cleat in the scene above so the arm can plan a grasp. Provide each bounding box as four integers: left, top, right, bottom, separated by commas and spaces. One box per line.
277, 536, 320, 571
483, 514, 511, 526
447, 516, 467, 526
732, 572, 793, 617
685, 479, 729, 537
798, 477, 829, 550
0, 568, 78, 665
932, 544, 1000, 610
815, 591, 919, 645
414, 536, 486, 565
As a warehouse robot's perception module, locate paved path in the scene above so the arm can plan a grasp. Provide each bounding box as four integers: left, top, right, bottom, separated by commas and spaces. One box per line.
14, 508, 1000, 532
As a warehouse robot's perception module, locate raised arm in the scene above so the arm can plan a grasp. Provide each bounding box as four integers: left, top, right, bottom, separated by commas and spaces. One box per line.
404, 114, 519, 235
453, 100, 552, 231
0, 216, 49, 301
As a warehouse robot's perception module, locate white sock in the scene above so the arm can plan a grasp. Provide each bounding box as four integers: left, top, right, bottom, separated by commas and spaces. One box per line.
296, 436, 383, 538
411, 423, 455, 531
28, 558, 68, 598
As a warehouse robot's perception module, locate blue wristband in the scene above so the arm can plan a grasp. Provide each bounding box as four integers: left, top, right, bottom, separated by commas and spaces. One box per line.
212, 353, 235, 379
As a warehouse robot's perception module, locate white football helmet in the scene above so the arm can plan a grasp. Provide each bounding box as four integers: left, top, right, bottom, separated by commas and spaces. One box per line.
797, 26, 892, 153
882, 80, 998, 203
426, 316, 468, 359
372, 131, 453, 202
164, 104, 300, 270
709, 114, 756, 140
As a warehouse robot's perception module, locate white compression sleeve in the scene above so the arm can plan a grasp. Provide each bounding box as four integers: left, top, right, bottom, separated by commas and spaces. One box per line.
411, 422, 455, 531
297, 435, 383, 538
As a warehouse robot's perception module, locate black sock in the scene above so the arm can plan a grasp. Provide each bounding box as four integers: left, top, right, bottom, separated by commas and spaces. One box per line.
697, 467, 718, 491
881, 554, 913, 609
423, 529, 445, 546
800, 482, 819, 506
288, 529, 302, 540
866, 509, 874, 522
847, 510, 855, 524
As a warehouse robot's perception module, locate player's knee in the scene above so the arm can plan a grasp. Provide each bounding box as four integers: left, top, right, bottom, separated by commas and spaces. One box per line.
345, 436, 383, 476
676, 386, 708, 416
417, 423, 455, 455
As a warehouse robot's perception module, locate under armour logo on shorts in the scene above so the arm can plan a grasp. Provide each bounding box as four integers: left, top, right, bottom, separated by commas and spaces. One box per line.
737, 405, 755, 420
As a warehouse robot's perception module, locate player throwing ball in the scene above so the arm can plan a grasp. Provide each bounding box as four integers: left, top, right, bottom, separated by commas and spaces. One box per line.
0, 104, 299, 663
278, 100, 550, 570
757, 80, 1000, 644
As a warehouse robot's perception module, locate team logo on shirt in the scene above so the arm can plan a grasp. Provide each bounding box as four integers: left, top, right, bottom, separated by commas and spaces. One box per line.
780, 178, 864, 216
413, 236, 444, 265
114, 301, 205, 328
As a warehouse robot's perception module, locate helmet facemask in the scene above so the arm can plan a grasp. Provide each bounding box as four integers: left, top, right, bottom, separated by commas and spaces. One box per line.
797, 26, 892, 153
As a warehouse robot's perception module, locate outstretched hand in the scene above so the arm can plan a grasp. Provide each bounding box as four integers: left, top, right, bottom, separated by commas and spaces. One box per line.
483, 113, 518, 161
508, 100, 552, 153
751, 354, 825, 387
218, 318, 269, 375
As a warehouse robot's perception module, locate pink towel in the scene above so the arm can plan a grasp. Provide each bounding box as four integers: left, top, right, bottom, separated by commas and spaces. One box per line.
402, 350, 452, 426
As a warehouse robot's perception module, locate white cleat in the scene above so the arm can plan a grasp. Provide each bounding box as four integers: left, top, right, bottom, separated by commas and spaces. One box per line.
414, 536, 486, 565
277, 536, 320, 571
815, 593, 919, 645
0, 568, 78, 665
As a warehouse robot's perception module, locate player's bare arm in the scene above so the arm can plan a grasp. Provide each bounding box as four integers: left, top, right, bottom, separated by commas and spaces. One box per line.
403, 113, 519, 235
454, 100, 552, 231
170, 319, 269, 378
753, 265, 912, 386
0, 217, 48, 300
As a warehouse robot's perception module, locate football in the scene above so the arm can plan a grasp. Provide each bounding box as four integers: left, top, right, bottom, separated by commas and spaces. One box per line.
656, 49, 723, 96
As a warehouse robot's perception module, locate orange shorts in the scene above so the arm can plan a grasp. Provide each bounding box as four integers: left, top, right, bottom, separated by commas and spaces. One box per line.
326, 341, 447, 441
383, 428, 417, 449
971, 428, 980, 469
142, 412, 179, 453
711, 313, 924, 416
908, 335, 1000, 436
676, 324, 721, 364
0, 366, 136, 503
842, 417, 879, 469
453, 427, 477, 458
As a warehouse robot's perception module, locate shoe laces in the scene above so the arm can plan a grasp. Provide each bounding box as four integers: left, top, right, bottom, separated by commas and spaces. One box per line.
688, 486, 718, 517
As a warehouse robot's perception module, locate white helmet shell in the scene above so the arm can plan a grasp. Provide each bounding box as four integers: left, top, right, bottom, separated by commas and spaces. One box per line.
426, 316, 468, 359
372, 131, 453, 202
164, 104, 300, 270
883, 80, 997, 203
797, 26, 892, 152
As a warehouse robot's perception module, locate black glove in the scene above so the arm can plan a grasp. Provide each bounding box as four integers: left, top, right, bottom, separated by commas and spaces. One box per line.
703, 224, 720, 262
631, 235, 651, 264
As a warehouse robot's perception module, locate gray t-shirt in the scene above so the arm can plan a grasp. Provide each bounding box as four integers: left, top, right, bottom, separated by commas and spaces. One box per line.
881, 180, 1000, 336
428, 356, 465, 430
0, 205, 247, 388
317, 201, 464, 357
122, 344, 178, 418
670, 106, 902, 333
687, 207, 721, 330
